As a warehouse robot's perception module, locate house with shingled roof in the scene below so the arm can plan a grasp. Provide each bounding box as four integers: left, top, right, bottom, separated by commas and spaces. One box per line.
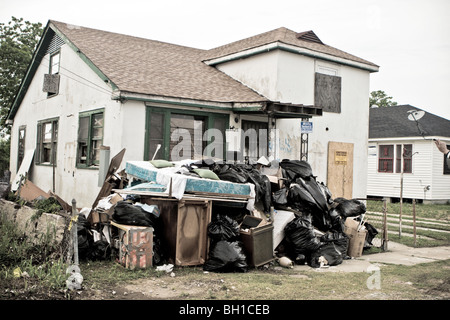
367, 105, 450, 203
7, 20, 378, 207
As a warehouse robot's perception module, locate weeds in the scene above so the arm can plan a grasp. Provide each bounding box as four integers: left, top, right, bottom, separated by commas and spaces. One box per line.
0, 212, 67, 297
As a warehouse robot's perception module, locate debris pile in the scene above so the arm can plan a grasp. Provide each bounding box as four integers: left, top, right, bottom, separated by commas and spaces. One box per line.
2, 152, 379, 273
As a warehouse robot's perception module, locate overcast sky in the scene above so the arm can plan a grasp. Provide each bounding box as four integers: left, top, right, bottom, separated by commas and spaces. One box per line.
1, 0, 449, 121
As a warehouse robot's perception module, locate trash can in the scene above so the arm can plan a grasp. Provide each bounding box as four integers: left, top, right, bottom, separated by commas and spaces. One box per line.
240, 216, 274, 267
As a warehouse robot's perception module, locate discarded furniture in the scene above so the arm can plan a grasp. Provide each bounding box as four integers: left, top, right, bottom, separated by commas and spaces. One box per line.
142, 197, 212, 266
240, 215, 274, 267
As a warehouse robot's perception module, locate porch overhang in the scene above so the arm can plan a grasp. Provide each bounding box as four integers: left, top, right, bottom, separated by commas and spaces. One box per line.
233, 102, 322, 119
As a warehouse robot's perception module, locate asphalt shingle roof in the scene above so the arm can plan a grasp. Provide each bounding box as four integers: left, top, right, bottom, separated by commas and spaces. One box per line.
369, 105, 450, 139
50, 21, 378, 104
203, 27, 379, 68
51, 20, 268, 103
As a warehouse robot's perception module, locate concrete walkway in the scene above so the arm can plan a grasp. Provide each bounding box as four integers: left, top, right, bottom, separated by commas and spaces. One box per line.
293, 241, 450, 273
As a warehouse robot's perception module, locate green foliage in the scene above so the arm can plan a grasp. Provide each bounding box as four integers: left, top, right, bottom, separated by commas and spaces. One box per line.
369, 90, 398, 108
0, 138, 9, 174
0, 17, 43, 136
33, 197, 63, 215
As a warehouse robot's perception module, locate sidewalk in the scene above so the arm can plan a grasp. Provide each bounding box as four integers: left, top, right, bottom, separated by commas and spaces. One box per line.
293, 242, 450, 273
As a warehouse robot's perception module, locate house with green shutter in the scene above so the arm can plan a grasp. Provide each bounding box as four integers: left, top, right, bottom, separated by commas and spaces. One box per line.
7, 20, 378, 207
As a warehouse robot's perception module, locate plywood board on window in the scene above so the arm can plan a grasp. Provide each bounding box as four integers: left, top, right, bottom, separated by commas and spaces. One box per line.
327, 142, 353, 199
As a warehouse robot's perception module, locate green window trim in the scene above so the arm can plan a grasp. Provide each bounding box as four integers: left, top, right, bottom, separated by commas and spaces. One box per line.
145, 106, 229, 161
36, 117, 59, 166
76, 108, 104, 169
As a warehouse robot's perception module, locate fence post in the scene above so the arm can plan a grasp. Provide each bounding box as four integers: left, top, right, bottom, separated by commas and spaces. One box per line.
71, 199, 79, 265
382, 197, 388, 251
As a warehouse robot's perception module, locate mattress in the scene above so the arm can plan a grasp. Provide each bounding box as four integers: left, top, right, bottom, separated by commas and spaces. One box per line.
125, 161, 252, 199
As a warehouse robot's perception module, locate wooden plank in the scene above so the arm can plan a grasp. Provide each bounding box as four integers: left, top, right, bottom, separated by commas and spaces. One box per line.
327, 141, 354, 199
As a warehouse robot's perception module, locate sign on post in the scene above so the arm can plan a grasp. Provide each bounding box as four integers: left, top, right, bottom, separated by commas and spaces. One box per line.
300, 121, 313, 134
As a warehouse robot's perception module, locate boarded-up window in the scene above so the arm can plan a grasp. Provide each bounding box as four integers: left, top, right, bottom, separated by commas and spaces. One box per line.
314, 72, 341, 113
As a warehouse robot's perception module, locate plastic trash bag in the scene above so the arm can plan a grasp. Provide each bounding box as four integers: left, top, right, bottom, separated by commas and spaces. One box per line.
86, 240, 111, 261
77, 214, 93, 260
309, 232, 349, 268
207, 214, 240, 242
284, 215, 322, 261
279, 159, 313, 179
203, 240, 248, 273
112, 201, 157, 227
333, 198, 366, 218
272, 188, 288, 206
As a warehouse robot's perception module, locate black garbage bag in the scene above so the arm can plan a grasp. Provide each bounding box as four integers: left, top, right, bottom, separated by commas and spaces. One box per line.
318, 182, 333, 205
207, 214, 240, 242
247, 168, 272, 213
112, 201, 156, 227
328, 208, 345, 233
86, 240, 111, 261
203, 240, 248, 273
215, 166, 248, 183
333, 198, 366, 218
279, 159, 313, 179
287, 179, 330, 230
284, 214, 321, 262
360, 221, 379, 249
77, 215, 93, 260
309, 232, 349, 268
272, 188, 288, 206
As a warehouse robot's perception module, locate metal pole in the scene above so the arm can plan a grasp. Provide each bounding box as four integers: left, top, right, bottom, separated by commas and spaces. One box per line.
71, 199, 79, 265
382, 198, 388, 251
413, 199, 417, 247
399, 172, 403, 238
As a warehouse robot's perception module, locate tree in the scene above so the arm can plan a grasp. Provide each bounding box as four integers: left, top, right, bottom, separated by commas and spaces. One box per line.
0, 17, 43, 137
369, 90, 398, 108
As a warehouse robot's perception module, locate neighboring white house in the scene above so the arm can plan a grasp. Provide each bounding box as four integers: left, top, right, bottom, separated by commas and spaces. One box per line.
7, 21, 378, 207
367, 105, 450, 203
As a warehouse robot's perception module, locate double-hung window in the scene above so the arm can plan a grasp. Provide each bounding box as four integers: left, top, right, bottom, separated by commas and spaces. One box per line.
45, 51, 60, 97
378, 145, 393, 173
36, 118, 58, 165
77, 109, 104, 168
396, 144, 412, 173
378, 144, 413, 173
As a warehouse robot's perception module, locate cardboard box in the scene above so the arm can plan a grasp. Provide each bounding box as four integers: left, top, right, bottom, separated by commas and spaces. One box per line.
111, 221, 153, 269
344, 217, 367, 258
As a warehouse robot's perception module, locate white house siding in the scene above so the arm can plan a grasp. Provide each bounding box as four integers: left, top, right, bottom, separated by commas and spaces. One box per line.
431, 138, 450, 201
217, 50, 371, 199
10, 44, 119, 208
366, 138, 450, 201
